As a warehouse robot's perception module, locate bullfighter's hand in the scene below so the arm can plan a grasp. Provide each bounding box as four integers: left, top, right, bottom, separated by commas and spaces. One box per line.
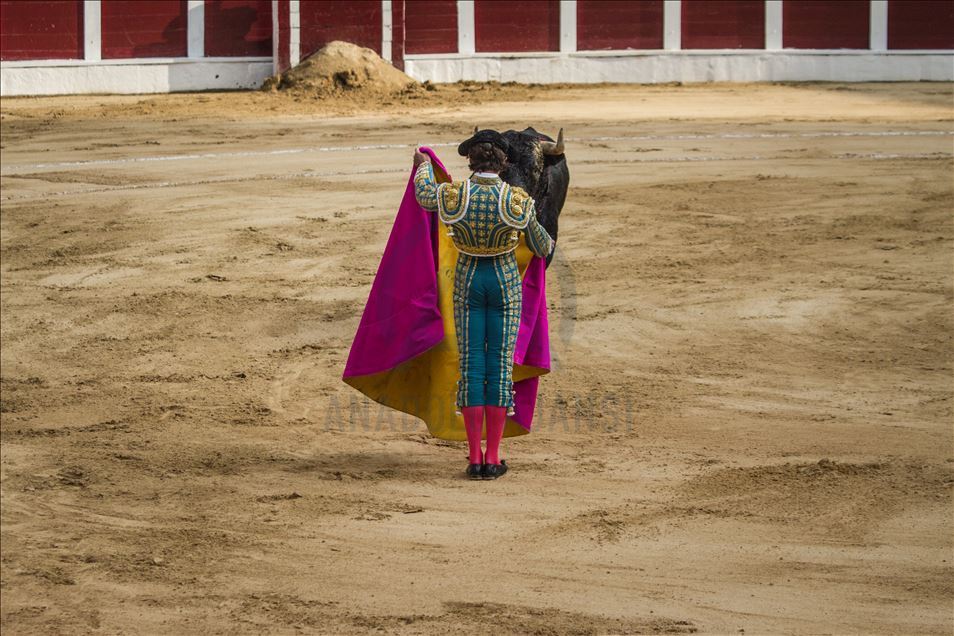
413, 149, 430, 168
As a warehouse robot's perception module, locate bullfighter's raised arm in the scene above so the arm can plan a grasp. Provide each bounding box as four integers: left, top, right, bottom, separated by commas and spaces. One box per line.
413, 153, 440, 213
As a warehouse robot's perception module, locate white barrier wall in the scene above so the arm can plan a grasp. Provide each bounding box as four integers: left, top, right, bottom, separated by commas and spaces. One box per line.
404, 51, 954, 85
1, 0, 272, 96
0, 59, 273, 96
403, 0, 952, 84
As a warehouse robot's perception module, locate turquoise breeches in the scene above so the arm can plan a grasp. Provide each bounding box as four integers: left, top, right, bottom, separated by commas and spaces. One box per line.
453, 253, 522, 409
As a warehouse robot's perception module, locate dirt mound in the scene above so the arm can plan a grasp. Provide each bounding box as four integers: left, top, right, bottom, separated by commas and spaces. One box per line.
265, 41, 418, 97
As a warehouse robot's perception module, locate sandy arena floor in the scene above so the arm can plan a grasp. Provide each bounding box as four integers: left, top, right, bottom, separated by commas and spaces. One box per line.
1, 83, 952, 635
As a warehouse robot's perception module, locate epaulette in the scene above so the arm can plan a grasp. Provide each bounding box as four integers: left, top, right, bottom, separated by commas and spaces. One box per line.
438, 179, 469, 223
499, 184, 534, 229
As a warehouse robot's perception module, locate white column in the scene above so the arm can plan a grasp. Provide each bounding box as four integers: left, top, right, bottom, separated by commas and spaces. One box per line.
187, 0, 204, 58
272, 0, 280, 73
83, 0, 101, 61
765, 0, 782, 50
663, 0, 681, 51
870, 0, 888, 51
560, 0, 576, 53
382, 0, 393, 62
457, 0, 475, 54
289, 0, 301, 66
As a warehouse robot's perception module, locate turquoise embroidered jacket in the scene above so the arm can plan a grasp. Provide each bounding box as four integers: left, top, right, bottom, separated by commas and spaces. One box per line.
414, 162, 554, 258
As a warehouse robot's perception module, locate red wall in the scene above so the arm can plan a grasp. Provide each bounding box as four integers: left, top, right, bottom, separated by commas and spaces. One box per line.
0, 0, 83, 61
6, 0, 954, 71
101, 0, 187, 59
205, 0, 272, 57
783, 0, 869, 49
682, 0, 764, 49
405, 0, 457, 54
475, 0, 559, 53
577, 0, 664, 50
392, 0, 405, 69
277, 0, 290, 70
888, 0, 954, 49
299, 0, 382, 58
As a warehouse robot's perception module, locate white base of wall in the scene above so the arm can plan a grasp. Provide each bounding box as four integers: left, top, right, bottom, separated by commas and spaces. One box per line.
404, 51, 954, 84
2, 51, 950, 96
1, 58, 273, 96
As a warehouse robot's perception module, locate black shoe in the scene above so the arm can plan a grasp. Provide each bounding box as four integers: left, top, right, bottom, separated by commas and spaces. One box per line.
482, 459, 508, 480
466, 463, 484, 480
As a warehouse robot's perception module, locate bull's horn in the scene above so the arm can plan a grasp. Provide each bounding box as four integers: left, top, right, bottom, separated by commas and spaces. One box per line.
474, 125, 479, 134
540, 128, 564, 155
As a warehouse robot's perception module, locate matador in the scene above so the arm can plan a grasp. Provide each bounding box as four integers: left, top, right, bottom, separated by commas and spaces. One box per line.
413, 128, 554, 480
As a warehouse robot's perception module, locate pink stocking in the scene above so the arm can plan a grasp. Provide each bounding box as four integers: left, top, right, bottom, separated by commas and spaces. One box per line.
484, 406, 506, 465
461, 406, 484, 465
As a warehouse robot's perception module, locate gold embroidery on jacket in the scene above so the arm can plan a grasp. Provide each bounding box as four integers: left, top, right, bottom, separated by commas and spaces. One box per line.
415, 165, 552, 258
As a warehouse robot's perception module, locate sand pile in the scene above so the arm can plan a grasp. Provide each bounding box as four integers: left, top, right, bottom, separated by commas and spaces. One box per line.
265, 41, 419, 97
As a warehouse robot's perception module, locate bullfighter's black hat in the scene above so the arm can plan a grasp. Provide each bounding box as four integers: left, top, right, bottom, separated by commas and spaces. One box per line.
458, 129, 509, 156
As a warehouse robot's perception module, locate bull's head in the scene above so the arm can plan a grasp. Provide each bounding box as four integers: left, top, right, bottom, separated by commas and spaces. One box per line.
498, 127, 569, 266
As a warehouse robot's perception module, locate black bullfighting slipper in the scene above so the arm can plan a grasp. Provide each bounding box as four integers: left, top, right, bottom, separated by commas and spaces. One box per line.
466, 463, 484, 480
482, 459, 508, 480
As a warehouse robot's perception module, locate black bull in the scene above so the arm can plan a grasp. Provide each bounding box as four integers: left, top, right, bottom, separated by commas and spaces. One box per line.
499, 127, 569, 267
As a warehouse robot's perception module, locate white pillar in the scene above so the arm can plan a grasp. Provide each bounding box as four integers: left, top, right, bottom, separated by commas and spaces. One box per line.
663, 0, 681, 51
765, 0, 782, 50
457, 0, 475, 54
289, 0, 301, 66
187, 0, 204, 58
870, 0, 888, 51
560, 0, 576, 53
382, 0, 393, 62
83, 0, 101, 61
272, 0, 280, 73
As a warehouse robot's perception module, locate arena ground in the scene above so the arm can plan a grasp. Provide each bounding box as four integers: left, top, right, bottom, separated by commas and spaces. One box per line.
1, 82, 952, 635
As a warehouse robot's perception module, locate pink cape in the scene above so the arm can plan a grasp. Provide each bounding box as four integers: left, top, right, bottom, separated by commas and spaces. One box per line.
342, 147, 550, 440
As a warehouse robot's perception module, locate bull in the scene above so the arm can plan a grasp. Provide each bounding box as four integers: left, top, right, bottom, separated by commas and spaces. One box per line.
485, 127, 569, 268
